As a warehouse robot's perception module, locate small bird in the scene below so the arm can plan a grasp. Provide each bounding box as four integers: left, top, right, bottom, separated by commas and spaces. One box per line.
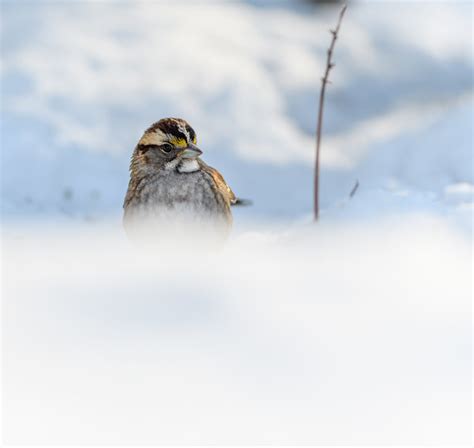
123, 118, 239, 242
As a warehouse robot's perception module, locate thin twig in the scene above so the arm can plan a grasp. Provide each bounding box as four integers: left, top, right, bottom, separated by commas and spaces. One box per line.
314, 4, 347, 221
349, 179, 359, 198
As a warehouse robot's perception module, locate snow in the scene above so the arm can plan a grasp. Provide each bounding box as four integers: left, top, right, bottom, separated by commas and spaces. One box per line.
3, 217, 472, 444
1, 0, 473, 444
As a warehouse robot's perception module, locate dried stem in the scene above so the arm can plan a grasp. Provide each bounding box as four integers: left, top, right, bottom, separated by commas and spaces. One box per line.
314, 4, 347, 221
349, 179, 359, 198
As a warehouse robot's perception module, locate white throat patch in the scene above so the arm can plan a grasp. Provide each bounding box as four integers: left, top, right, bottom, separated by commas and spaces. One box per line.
178, 159, 200, 173
164, 158, 181, 171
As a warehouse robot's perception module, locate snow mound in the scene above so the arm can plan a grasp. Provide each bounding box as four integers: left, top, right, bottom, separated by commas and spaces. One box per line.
3, 217, 471, 444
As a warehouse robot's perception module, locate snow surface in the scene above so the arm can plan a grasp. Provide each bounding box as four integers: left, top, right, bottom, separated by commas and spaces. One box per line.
3, 218, 472, 444
1, 0, 473, 444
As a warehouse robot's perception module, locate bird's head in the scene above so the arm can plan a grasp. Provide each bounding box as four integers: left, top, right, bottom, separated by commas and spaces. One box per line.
131, 118, 202, 173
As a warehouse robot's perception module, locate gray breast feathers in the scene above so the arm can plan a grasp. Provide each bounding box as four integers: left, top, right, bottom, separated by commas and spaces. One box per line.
123, 168, 232, 230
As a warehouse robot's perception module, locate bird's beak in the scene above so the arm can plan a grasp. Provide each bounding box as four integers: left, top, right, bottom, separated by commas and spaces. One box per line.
181, 143, 203, 159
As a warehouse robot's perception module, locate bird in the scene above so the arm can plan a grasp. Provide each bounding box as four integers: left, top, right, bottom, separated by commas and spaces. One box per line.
123, 118, 242, 243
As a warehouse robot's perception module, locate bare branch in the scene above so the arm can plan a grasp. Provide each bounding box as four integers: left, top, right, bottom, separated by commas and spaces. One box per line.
314, 4, 347, 221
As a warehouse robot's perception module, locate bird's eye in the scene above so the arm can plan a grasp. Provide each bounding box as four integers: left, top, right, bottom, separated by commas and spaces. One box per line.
160, 144, 173, 154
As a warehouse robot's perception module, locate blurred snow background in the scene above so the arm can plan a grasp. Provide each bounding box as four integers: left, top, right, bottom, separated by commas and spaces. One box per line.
1, 0, 472, 224
1, 0, 473, 445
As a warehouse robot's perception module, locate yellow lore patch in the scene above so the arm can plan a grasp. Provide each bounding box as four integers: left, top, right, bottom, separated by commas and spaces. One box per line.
169, 136, 187, 148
